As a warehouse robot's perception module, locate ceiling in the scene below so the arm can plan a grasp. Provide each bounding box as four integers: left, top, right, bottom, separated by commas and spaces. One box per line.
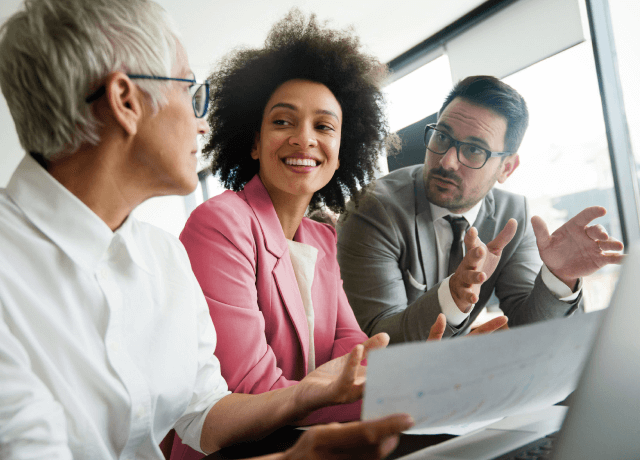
0, 0, 491, 83
0, 0, 488, 186
152, 0, 487, 79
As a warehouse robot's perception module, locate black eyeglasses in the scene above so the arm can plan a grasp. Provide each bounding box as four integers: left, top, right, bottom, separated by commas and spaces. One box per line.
423, 124, 513, 169
85, 74, 210, 118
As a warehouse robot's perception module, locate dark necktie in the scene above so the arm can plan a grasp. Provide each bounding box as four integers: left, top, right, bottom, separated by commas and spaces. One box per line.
444, 215, 469, 276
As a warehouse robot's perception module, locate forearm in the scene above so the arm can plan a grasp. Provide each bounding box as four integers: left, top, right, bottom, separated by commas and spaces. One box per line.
367, 285, 458, 343
200, 387, 310, 454
297, 400, 361, 425
500, 271, 582, 326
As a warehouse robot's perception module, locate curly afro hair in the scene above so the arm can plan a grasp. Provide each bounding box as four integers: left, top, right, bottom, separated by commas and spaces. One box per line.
203, 9, 390, 214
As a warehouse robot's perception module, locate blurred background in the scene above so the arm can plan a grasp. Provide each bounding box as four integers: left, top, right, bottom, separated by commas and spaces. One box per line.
1, 0, 637, 311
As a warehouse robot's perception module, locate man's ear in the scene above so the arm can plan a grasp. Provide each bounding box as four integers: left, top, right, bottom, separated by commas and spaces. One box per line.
497, 153, 519, 183
250, 132, 260, 160
104, 72, 143, 136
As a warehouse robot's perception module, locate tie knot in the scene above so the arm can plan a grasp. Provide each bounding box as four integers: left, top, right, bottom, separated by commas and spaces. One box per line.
444, 215, 469, 240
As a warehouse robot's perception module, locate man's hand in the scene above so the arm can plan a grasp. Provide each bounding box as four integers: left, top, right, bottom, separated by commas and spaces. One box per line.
532, 206, 624, 289
468, 315, 509, 335
292, 333, 390, 414
280, 414, 414, 460
426, 313, 508, 341
450, 219, 518, 312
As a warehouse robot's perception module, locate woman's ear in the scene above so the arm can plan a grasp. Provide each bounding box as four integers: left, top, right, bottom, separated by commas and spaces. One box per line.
103, 72, 144, 136
250, 132, 261, 160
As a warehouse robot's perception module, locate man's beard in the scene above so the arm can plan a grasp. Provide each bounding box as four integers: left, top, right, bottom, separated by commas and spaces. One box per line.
425, 166, 475, 213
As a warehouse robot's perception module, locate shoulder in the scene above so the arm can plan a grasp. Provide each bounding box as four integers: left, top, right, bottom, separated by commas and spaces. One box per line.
182, 189, 255, 237
342, 165, 421, 226
365, 165, 422, 206
130, 218, 190, 264
0, 189, 33, 268
488, 188, 529, 217
301, 217, 337, 245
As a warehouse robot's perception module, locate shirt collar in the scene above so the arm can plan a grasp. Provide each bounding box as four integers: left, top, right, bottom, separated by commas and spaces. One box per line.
114, 215, 153, 275
6, 154, 149, 274
429, 198, 483, 228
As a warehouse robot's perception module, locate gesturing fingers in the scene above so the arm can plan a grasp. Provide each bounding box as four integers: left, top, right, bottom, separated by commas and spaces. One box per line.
464, 244, 486, 270
487, 218, 517, 254
597, 238, 624, 252
569, 205, 607, 227
362, 333, 390, 353
427, 313, 447, 341
289, 415, 414, 460
464, 226, 480, 251
585, 224, 609, 241
468, 316, 509, 336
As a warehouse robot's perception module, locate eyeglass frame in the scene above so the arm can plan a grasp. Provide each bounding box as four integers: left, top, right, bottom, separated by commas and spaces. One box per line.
85, 74, 210, 118
423, 123, 514, 169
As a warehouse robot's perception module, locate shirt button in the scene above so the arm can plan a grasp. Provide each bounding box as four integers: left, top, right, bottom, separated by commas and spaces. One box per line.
99, 268, 109, 279
136, 406, 145, 419
109, 341, 120, 352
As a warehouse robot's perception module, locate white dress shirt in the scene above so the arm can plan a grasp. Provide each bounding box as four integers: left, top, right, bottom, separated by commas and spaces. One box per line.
287, 240, 318, 373
430, 201, 581, 327
0, 155, 229, 459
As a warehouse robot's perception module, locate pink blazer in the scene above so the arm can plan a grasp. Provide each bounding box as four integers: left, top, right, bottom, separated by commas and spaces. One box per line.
170, 175, 368, 460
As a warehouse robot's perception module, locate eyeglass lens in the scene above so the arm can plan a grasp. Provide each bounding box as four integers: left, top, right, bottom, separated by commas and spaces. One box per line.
427, 128, 487, 169
191, 84, 207, 118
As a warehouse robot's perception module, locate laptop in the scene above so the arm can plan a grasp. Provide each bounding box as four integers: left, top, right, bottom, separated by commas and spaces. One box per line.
398, 244, 640, 460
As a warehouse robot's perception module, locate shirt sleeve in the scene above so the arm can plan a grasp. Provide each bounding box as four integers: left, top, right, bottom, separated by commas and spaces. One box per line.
437, 276, 473, 326
540, 264, 582, 301
0, 304, 73, 459
172, 270, 230, 453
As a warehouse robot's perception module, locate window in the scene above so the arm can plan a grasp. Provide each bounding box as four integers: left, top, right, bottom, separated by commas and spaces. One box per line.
501, 41, 621, 311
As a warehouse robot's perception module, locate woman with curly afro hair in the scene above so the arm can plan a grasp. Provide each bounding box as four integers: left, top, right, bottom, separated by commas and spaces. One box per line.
171, 11, 394, 460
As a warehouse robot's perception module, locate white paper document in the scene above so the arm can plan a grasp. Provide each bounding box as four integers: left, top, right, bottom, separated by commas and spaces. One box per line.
362, 311, 602, 434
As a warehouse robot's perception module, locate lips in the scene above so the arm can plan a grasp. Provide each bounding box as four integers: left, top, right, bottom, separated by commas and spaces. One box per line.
432, 175, 458, 186
429, 168, 460, 187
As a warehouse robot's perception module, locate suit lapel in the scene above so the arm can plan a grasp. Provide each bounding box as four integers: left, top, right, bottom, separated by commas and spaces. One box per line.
474, 190, 497, 247
243, 176, 310, 372
415, 167, 439, 289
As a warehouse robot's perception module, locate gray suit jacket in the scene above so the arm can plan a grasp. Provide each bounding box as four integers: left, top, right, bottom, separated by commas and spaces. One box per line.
336, 165, 581, 343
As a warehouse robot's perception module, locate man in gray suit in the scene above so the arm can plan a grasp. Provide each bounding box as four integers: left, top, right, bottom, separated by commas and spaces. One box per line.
337, 76, 623, 343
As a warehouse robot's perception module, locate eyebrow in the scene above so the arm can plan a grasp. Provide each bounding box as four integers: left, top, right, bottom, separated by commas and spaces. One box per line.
269, 103, 340, 121
438, 121, 491, 149
178, 68, 195, 81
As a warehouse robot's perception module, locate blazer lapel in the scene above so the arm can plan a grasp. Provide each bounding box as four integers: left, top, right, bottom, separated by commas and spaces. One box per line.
414, 167, 439, 289
243, 176, 310, 372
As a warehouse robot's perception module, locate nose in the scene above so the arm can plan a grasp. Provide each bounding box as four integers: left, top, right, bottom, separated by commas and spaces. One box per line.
197, 116, 209, 136
289, 123, 317, 148
439, 145, 461, 170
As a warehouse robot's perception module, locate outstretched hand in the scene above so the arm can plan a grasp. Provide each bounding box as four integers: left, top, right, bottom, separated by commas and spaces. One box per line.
532, 206, 624, 289
293, 333, 390, 414
450, 219, 518, 312
426, 313, 508, 341
282, 414, 414, 460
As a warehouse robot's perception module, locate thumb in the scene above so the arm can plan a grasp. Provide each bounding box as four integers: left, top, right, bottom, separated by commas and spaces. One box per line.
361, 333, 390, 358
487, 218, 517, 253
531, 215, 550, 248
427, 313, 447, 341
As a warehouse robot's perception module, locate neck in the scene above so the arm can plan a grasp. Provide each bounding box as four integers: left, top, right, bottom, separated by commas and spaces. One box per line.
259, 175, 311, 240
47, 143, 150, 232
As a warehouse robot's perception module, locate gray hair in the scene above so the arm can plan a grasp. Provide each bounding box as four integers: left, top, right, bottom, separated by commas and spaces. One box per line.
0, 0, 180, 159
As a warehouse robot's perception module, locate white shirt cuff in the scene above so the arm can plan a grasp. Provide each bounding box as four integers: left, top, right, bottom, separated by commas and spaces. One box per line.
540, 264, 582, 301
438, 276, 473, 326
